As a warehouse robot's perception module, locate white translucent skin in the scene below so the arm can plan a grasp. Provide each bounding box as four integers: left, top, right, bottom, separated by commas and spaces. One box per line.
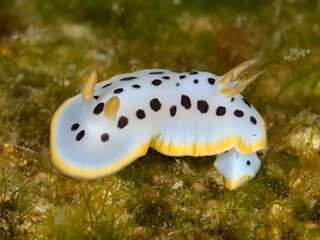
52, 69, 266, 176
214, 148, 261, 189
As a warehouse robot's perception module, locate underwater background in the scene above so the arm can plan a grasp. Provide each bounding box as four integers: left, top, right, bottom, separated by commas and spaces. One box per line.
0, 0, 320, 239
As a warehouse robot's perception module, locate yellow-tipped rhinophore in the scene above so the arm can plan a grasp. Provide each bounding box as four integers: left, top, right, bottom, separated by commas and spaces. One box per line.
104, 96, 120, 121
80, 70, 98, 104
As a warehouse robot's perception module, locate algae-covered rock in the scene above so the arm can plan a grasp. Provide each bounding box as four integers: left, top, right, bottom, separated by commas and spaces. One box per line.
272, 110, 320, 170
1, 0, 320, 239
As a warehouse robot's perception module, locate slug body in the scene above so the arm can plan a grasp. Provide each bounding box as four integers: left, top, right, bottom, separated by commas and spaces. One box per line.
51, 60, 267, 190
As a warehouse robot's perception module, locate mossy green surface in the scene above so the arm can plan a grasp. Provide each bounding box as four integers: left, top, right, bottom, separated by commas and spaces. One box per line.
1, 1, 320, 239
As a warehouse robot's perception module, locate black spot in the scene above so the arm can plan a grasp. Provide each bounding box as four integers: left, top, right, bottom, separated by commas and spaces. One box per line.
101, 133, 109, 142
120, 76, 137, 81
113, 88, 124, 94
102, 83, 112, 88
93, 95, 99, 100
193, 79, 199, 84
150, 98, 161, 112
170, 105, 177, 117
152, 79, 162, 86
162, 76, 170, 80
216, 106, 226, 116
197, 100, 209, 113
176, 83, 180, 87
93, 103, 104, 114
71, 123, 80, 131
179, 75, 186, 79
181, 95, 191, 109
208, 77, 215, 85
231, 97, 235, 102
149, 71, 163, 75
243, 98, 251, 108
234, 109, 244, 117
132, 84, 141, 88
189, 71, 198, 75
250, 116, 257, 125
136, 109, 146, 119
76, 130, 85, 141
246, 160, 251, 166
117, 116, 128, 129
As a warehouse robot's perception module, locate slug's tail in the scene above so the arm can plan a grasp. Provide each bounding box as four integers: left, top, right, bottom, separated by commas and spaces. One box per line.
219, 59, 264, 97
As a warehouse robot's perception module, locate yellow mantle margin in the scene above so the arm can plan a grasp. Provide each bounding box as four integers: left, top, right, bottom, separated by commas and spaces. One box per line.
51, 140, 151, 179
151, 135, 266, 157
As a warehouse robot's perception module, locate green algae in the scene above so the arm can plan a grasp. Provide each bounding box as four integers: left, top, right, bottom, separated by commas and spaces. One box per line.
1, 0, 320, 239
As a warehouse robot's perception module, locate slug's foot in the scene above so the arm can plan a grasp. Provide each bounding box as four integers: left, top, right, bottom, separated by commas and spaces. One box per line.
214, 148, 261, 190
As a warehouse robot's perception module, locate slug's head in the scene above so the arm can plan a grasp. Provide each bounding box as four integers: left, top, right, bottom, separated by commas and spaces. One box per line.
214, 149, 261, 190
50, 71, 151, 178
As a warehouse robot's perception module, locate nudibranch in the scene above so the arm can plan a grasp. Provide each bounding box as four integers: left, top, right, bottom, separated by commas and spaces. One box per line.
50, 59, 266, 190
